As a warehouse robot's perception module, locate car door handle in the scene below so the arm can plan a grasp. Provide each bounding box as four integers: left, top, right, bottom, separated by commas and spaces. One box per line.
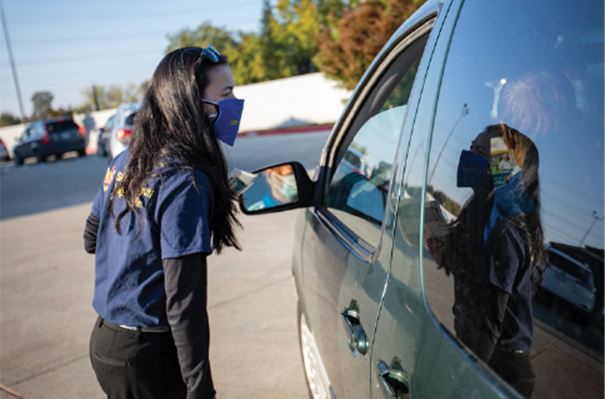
376, 360, 410, 399
341, 307, 369, 356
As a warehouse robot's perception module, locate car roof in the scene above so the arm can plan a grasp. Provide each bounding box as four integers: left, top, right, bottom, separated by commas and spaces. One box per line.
117, 102, 141, 113
28, 116, 75, 126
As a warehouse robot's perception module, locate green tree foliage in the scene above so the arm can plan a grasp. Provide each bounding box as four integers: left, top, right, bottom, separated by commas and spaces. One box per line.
315, 0, 424, 90
0, 112, 21, 127
31, 91, 54, 120
165, 22, 238, 54
166, 0, 325, 85
30, 91, 74, 120
162, 0, 421, 88
79, 82, 146, 111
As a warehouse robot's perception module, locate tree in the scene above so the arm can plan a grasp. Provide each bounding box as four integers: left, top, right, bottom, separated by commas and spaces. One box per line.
79, 82, 145, 111
165, 1, 323, 85
315, 0, 424, 90
165, 22, 237, 54
31, 91, 54, 120
0, 112, 21, 127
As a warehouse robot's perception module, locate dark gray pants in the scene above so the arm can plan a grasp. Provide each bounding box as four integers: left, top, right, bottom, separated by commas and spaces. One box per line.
489, 348, 536, 399
90, 317, 187, 399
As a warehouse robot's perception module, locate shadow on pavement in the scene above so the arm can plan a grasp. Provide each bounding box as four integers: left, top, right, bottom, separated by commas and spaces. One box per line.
0, 155, 109, 221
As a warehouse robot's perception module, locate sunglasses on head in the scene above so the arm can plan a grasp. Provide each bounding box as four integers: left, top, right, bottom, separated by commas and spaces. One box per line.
194, 46, 222, 74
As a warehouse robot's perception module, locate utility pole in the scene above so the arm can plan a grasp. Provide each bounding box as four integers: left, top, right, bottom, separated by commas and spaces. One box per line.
579, 211, 604, 247
92, 84, 100, 111
1, 1, 26, 122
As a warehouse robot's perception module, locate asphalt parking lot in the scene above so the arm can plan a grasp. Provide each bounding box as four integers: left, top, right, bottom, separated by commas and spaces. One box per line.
0, 131, 329, 399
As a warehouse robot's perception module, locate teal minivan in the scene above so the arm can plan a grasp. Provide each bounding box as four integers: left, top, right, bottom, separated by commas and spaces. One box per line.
240, 0, 604, 398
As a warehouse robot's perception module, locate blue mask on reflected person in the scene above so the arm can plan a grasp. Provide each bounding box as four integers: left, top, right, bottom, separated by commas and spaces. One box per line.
202, 98, 245, 146
457, 149, 490, 187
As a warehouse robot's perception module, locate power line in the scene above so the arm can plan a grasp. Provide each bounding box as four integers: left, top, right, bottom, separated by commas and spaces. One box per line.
3, 13, 260, 46
544, 222, 580, 243
0, 46, 161, 67
543, 209, 589, 232
8, 28, 170, 45
6, 1, 260, 24
541, 191, 600, 219
542, 175, 604, 206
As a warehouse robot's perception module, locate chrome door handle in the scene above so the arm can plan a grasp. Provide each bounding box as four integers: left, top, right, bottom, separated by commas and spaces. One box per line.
376, 360, 410, 399
341, 308, 369, 356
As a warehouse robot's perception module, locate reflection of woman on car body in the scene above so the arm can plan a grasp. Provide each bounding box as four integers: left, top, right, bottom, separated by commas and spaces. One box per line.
432, 124, 546, 398
83, 46, 244, 399
429, 67, 584, 398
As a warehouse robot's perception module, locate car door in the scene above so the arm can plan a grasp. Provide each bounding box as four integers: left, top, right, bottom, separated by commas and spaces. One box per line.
372, 0, 604, 398
299, 11, 437, 398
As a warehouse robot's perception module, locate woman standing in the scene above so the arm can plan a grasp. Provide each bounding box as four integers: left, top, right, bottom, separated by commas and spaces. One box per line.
83, 46, 244, 399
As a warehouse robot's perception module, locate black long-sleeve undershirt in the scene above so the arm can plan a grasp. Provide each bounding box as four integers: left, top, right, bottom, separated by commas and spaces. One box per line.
83, 213, 99, 254
163, 253, 215, 399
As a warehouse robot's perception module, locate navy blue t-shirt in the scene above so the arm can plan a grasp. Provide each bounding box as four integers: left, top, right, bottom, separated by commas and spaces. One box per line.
478, 218, 533, 352
91, 150, 213, 327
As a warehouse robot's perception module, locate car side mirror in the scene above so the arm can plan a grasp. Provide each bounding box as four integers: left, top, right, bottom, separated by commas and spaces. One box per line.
238, 161, 314, 215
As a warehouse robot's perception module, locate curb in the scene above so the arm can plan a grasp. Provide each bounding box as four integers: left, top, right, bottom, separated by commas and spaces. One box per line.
238, 124, 333, 138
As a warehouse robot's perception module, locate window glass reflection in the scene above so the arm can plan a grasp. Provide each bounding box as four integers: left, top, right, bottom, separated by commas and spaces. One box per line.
422, 1, 603, 398
326, 60, 420, 247
243, 164, 298, 211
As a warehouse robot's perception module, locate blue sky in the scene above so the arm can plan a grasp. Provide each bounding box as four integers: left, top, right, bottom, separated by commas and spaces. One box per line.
0, 0, 266, 118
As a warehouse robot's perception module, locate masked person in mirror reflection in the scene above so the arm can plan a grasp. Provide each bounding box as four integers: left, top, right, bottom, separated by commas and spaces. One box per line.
429, 67, 580, 399
247, 165, 298, 210
83, 46, 245, 399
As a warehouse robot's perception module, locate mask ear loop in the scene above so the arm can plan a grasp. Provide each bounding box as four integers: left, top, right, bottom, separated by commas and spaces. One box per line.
201, 99, 220, 123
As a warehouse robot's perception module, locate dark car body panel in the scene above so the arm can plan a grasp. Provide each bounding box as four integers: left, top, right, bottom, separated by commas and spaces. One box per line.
13, 117, 85, 163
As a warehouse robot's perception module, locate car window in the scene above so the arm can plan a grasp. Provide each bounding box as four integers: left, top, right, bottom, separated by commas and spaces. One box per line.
125, 112, 136, 126
106, 115, 115, 130
421, 1, 603, 397
47, 120, 78, 135
547, 251, 593, 285
325, 41, 425, 248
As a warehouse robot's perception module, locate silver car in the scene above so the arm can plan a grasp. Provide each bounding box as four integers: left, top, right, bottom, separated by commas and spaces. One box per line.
108, 103, 140, 159
540, 245, 597, 317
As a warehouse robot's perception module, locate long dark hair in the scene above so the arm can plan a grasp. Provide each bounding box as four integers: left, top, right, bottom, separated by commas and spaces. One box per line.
110, 47, 240, 253
511, 141, 548, 290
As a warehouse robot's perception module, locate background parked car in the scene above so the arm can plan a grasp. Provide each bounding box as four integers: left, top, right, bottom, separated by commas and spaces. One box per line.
97, 113, 116, 157
538, 244, 597, 322
237, 0, 604, 398
0, 138, 10, 161
12, 116, 86, 165
108, 103, 140, 159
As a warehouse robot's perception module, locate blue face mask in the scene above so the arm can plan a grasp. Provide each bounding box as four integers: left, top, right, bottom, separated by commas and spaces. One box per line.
202, 98, 245, 146
456, 149, 490, 187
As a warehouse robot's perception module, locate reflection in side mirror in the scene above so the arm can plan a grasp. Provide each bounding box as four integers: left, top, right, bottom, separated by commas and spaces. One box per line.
241, 164, 299, 212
